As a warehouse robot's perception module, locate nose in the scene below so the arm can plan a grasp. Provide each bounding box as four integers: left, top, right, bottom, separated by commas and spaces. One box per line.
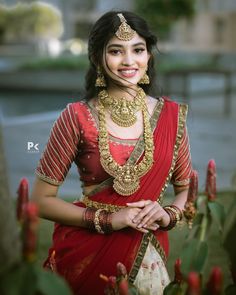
122, 51, 134, 66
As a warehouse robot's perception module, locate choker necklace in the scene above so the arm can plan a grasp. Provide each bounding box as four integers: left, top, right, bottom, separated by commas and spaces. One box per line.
98, 87, 146, 127
97, 89, 154, 196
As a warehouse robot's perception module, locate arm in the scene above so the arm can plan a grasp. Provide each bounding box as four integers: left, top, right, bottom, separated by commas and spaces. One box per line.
32, 177, 152, 233
31, 104, 87, 226
31, 177, 86, 227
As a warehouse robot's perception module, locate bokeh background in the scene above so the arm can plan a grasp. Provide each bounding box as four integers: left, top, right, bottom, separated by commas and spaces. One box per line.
0, 1, 235, 289
0, 0, 236, 199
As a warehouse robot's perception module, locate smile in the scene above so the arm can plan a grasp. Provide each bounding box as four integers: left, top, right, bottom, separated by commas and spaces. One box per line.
118, 69, 138, 78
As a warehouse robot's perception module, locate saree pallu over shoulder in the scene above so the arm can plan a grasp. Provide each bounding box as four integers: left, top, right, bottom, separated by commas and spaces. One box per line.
45, 98, 188, 295
81, 98, 188, 206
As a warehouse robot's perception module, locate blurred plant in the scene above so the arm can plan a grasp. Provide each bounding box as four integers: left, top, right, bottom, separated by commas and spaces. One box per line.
101, 262, 138, 295
135, 0, 195, 38
17, 178, 29, 224
0, 178, 72, 295
0, 2, 63, 44
164, 159, 236, 295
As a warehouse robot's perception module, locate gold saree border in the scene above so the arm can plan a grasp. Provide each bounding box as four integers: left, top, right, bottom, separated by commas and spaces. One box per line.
128, 232, 167, 284
81, 195, 125, 212
128, 103, 188, 284
158, 103, 188, 201
84, 98, 164, 197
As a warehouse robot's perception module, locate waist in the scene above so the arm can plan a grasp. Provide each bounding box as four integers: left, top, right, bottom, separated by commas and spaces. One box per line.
80, 195, 126, 213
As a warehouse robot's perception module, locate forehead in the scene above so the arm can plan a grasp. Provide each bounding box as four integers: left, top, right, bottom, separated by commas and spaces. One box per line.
106, 32, 146, 47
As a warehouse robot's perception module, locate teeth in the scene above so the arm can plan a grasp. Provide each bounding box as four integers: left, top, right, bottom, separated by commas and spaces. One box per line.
120, 70, 136, 74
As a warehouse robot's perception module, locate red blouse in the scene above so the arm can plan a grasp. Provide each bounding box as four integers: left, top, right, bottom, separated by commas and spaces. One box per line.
36, 100, 192, 188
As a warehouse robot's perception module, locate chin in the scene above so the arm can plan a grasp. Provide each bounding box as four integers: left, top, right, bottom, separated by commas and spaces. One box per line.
118, 78, 140, 87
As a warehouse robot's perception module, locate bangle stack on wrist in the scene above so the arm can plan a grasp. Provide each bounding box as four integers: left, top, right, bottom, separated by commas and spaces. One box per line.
83, 207, 113, 234
159, 205, 183, 231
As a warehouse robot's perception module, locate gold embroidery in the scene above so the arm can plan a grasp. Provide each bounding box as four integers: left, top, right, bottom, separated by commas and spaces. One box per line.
35, 170, 62, 186
81, 195, 125, 212
128, 232, 166, 284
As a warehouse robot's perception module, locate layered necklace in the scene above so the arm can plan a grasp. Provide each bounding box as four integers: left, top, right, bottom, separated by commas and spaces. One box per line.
98, 87, 154, 196
98, 88, 144, 127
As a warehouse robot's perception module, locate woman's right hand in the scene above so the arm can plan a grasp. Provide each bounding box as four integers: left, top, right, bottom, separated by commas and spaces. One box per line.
111, 207, 158, 233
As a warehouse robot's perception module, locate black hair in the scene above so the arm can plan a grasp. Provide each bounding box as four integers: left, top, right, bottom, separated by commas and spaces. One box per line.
83, 10, 158, 100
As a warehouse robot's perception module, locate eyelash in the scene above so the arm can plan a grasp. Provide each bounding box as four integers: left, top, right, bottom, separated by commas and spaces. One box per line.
108, 48, 145, 55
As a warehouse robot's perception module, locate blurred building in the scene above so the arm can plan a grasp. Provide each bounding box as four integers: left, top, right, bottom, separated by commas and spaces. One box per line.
172, 0, 236, 52
0, 0, 134, 40
1, 0, 236, 52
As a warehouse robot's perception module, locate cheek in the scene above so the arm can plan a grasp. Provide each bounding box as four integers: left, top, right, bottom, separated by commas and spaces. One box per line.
105, 55, 120, 71
139, 54, 149, 68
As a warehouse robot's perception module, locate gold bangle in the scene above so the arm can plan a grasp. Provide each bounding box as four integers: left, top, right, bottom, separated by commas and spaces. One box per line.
94, 209, 105, 234
164, 206, 182, 222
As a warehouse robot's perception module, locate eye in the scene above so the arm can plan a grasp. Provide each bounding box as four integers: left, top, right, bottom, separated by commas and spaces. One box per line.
134, 48, 145, 54
108, 49, 122, 55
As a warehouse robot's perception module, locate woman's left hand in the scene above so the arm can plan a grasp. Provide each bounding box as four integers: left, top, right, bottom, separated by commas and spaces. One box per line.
126, 200, 170, 229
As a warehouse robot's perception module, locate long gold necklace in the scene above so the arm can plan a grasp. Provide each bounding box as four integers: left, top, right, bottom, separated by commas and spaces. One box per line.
98, 88, 144, 127
98, 88, 154, 196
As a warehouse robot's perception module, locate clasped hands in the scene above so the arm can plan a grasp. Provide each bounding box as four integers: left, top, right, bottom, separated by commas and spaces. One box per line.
111, 200, 170, 233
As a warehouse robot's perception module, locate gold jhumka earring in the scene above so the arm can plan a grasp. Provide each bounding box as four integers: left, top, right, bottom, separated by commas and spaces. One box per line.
95, 66, 106, 87
139, 71, 150, 84
115, 13, 135, 41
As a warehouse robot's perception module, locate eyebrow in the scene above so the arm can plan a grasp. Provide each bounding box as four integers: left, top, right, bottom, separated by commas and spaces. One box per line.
107, 42, 146, 49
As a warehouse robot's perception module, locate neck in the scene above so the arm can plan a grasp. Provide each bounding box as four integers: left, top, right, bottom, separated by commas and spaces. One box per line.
106, 83, 140, 100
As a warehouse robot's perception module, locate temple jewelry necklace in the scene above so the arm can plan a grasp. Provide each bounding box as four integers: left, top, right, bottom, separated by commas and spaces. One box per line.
97, 88, 154, 196
98, 87, 145, 127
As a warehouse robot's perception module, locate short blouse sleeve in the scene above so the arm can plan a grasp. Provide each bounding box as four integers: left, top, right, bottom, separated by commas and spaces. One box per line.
35, 103, 80, 186
171, 127, 192, 188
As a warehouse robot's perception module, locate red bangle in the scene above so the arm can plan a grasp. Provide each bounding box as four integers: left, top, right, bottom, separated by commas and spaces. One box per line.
83, 207, 96, 231
159, 207, 177, 231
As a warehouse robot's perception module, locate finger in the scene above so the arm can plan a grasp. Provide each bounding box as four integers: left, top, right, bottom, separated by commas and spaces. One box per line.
128, 222, 149, 233
145, 224, 159, 231
126, 200, 152, 208
137, 207, 160, 228
132, 203, 156, 223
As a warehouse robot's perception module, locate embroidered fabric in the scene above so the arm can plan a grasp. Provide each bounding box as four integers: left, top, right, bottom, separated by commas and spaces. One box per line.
134, 242, 170, 295
36, 101, 192, 189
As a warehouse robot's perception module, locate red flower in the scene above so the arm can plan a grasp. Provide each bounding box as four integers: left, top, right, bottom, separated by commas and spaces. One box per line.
205, 159, 217, 201
206, 267, 223, 295
117, 262, 127, 277
174, 258, 182, 284
22, 202, 38, 262
187, 272, 201, 295
16, 178, 29, 223
187, 170, 198, 202
118, 279, 129, 295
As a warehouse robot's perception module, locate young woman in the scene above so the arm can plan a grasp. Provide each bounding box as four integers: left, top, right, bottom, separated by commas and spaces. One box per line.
32, 11, 192, 295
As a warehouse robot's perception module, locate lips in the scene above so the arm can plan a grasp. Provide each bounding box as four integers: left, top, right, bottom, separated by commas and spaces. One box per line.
118, 68, 138, 78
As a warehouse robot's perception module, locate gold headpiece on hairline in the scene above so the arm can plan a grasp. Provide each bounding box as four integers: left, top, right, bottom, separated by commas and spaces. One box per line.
115, 13, 136, 41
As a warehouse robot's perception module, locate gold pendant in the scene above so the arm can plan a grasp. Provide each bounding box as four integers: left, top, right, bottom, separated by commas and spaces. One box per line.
111, 99, 137, 127
113, 164, 140, 196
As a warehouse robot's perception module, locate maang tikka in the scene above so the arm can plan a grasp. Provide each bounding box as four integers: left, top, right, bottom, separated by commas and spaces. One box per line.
115, 13, 136, 41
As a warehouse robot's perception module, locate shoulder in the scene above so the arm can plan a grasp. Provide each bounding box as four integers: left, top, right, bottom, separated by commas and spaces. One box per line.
161, 96, 188, 114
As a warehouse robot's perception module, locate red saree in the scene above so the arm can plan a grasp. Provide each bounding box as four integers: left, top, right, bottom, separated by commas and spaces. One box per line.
39, 97, 189, 294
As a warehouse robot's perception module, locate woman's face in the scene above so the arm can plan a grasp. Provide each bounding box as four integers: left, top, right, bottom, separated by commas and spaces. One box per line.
104, 33, 150, 87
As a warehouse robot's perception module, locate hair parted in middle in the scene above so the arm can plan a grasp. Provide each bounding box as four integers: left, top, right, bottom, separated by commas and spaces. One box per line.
83, 10, 158, 101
